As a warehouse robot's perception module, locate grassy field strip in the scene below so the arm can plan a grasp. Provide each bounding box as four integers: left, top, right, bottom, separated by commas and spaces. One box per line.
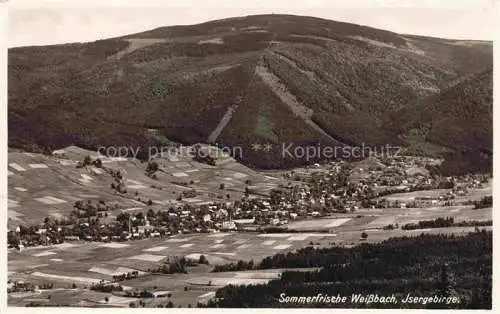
35, 196, 67, 205
128, 184, 146, 189
105, 295, 139, 306
305, 233, 338, 237
286, 235, 310, 241
324, 218, 352, 227
198, 292, 216, 299
174, 162, 191, 168
91, 167, 103, 174
127, 179, 144, 185
257, 234, 293, 238
31, 272, 105, 284
368, 216, 397, 227
100, 243, 130, 249
9, 163, 26, 171
8, 199, 19, 208
52, 243, 77, 250
29, 164, 49, 169
237, 244, 252, 249
8, 210, 24, 221
233, 272, 281, 279
273, 244, 292, 250
81, 174, 93, 181
406, 229, 433, 232
184, 198, 203, 203
89, 266, 146, 277
172, 172, 189, 177
210, 244, 226, 249
286, 218, 352, 229
128, 254, 166, 262
122, 207, 144, 212
212, 252, 236, 256
262, 240, 277, 245
232, 172, 248, 179
165, 238, 191, 243
187, 277, 272, 286
89, 267, 120, 276
32, 251, 57, 257
9, 291, 42, 299
143, 246, 168, 252
59, 160, 77, 166
208, 233, 232, 238
185, 253, 204, 260
402, 210, 423, 216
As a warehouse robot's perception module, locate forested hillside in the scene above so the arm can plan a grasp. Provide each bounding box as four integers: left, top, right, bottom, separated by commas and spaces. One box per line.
9, 14, 492, 171
206, 231, 492, 309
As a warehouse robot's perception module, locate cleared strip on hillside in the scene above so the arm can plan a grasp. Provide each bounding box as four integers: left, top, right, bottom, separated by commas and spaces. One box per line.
255, 64, 341, 143
109, 38, 170, 60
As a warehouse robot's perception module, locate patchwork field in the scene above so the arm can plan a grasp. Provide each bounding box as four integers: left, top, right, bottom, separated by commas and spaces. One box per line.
454, 182, 493, 202
8, 230, 338, 306
374, 181, 492, 204
7, 146, 286, 228
7, 147, 493, 307
286, 205, 491, 232
8, 207, 492, 308
374, 189, 450, 202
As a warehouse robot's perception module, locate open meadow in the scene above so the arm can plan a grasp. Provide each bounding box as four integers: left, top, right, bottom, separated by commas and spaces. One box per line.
7, 146, 285, 228
7, 148, 492, 307
8, 197, 491, 307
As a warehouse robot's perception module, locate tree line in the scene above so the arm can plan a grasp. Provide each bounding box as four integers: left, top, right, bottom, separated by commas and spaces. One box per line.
204, 231, 492, 309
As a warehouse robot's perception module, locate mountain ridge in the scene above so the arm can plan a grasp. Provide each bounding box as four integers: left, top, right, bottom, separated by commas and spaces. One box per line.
8, 14, 493, 173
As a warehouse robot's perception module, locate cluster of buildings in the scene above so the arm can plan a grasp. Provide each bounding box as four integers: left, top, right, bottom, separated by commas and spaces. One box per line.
7, 155, 491, 250
7, 281, 36, 293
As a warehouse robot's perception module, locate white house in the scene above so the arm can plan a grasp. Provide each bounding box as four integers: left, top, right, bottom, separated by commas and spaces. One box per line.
221, 221, 236, 230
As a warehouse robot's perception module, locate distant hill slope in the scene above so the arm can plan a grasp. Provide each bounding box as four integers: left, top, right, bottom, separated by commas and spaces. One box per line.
7, 144, 286, 227
8, 14, 493, 170
387, 68, 493, 174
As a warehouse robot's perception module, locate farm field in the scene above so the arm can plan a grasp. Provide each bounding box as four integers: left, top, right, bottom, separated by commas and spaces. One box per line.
7, 230, 340, 307
8, 197, 491, 307
454, 182, 492, 202
7, 147, 492, 307
374, 189, 450, 202
373, 180, 492, 204
286, 204, 491, 232
7, 146, 286, 228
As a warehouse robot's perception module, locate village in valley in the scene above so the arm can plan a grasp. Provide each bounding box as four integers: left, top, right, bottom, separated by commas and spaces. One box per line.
6, 1, 496, 307
7, 143, 492, 307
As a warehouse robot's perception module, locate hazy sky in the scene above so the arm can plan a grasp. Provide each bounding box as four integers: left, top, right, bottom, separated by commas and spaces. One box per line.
9, 0, 497, 47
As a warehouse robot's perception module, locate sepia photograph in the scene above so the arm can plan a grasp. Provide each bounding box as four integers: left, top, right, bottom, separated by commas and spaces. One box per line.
5, 0, 494, 310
